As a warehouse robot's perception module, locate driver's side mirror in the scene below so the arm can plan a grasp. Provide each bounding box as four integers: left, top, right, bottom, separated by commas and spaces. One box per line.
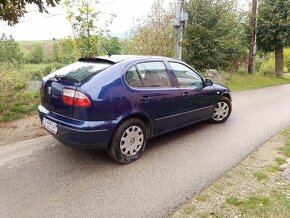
205, 79, 213, 86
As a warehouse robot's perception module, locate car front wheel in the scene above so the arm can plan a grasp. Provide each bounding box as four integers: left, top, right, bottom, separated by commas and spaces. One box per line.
107, 118, 147, 164
210, 97, 232, 123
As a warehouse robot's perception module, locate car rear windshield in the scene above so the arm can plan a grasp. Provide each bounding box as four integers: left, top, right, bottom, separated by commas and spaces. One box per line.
51, 61, 113, 82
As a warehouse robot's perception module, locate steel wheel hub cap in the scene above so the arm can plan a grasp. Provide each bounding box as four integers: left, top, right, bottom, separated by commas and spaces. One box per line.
212, 102, 229, 121
120, 126, 144, 157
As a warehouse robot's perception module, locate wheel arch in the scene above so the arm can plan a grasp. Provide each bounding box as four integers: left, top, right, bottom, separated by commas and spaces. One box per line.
114, 113, 153, 139
221, 92, 232, 101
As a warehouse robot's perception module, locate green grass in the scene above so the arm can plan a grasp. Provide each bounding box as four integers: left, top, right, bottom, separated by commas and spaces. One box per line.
196, 194, 209, 202
183, 204, 196, 215
279, 129, 290, 157
224, 189, 290, 217
226, 196, 243, 206
238, 189, 290, 217
253, 171, 269, 181
275, 157, 287, 165
224, 74, 290, 91
0, 91, 40, 123
199, 212, 210, 218
239, 196, 270, 216
226, 194, 288, 217
279, 146, 290, 157
24, 63, 51, 72
266, 165, 280, 173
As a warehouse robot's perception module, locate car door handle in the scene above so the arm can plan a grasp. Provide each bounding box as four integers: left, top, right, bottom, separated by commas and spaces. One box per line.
183, 92, 189, 98
141, 95, 150, 103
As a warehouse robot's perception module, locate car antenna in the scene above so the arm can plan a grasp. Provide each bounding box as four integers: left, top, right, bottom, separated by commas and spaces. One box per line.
102, 44, 112, 57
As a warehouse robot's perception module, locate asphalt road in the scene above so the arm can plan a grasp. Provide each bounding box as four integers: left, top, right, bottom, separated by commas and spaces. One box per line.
1, 84, 290, 218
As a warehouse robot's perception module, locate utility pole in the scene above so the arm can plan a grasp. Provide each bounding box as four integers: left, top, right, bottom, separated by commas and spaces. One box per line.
248, 0, 258, 74
173, 0, 188, 60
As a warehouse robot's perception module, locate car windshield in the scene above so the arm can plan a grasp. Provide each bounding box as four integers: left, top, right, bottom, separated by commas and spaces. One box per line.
50, 61, 113, 82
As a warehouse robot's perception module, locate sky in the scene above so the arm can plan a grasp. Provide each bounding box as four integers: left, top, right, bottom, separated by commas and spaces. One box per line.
0, 0, 249, 41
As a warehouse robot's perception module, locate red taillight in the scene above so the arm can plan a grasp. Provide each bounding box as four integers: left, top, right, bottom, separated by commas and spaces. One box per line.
63, 88, 75, 106
73, 91, 91, 107
63, 88, 91, 107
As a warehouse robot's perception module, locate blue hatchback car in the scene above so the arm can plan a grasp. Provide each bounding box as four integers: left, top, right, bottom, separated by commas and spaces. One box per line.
38, 55, 232, 163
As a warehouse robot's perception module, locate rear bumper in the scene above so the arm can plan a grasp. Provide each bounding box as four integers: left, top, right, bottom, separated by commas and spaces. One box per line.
38, 105, 115, 150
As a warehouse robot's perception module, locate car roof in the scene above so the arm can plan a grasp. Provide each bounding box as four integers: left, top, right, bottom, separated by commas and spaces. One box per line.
78, 55, 178, 64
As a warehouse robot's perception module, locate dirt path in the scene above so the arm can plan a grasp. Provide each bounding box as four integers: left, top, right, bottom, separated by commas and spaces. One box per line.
0, 115, 47, 146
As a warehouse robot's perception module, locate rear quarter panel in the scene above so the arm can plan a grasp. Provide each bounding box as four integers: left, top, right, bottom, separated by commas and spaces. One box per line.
74, 63, 139, 123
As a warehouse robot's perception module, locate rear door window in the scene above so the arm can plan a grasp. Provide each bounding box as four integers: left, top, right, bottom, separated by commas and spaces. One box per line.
136, 62, 172, 88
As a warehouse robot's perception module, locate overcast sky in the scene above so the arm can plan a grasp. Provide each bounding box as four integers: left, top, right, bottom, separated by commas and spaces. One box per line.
0, 0, 249, 41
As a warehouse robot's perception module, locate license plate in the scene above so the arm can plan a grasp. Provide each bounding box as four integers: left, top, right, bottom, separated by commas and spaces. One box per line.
42, 117, 58, 134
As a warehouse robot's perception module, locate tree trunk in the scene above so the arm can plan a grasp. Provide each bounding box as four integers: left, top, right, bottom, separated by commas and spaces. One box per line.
275, 47, 284, 78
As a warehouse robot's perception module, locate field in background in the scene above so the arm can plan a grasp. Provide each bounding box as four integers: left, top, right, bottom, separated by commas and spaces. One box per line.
18, 40, 57, 58
24, 63, 52, 71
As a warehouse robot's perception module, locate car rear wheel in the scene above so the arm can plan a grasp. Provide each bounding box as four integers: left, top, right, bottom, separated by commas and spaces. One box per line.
107, 118, 147, 164
210, 97, 232, 123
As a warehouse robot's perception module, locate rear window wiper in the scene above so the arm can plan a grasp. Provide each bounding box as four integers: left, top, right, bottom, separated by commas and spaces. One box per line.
54, 75, 80, 83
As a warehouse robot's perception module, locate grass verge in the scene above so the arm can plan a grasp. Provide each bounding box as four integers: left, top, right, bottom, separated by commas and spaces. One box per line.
172, 128, 290, 217
224, 74, 290, 91
0, 66, 40, 123
0, 91, 40, 123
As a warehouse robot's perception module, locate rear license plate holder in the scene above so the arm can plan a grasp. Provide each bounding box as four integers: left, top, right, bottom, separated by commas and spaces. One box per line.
42, 117, 58, 134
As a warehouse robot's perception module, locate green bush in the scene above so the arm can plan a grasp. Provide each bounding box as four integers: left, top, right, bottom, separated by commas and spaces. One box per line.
259, 58, 276, 76
0, 67, 29, 93
0, 65, 40, 122
284, 48, 290, 71
257, 49, 289, 75
30, 63, 64, 80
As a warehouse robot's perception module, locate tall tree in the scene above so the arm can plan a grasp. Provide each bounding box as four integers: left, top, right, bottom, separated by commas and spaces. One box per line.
30, 45, 44, 64
106, 37, 122, 55
0, 33, 23, 65
256, 0, 290, 78
59, 38, 77, 64
64, 0, 115, 57
0, 0, 60, 26
125, 0, 175, 57
184, 0, 246, 70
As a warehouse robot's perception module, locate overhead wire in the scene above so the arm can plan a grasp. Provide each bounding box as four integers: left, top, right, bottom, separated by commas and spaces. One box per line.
0, 0, 118, 27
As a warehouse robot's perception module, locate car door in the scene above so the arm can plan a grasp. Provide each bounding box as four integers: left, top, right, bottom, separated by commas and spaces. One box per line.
124, 61, 183, 136
168, 62, 215, 126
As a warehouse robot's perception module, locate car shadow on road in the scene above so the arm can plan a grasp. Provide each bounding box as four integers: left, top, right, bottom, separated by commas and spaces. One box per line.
146, 121, 209, 151
24, 120, 212, 173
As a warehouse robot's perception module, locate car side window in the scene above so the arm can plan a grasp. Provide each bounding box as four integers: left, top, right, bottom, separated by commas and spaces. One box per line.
136, 62, 172, 88
125, 66, 143, 87
169, 62, 204, 88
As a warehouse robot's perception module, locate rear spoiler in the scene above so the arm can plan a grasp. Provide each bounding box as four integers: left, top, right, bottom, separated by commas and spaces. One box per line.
78, 57, 116, 65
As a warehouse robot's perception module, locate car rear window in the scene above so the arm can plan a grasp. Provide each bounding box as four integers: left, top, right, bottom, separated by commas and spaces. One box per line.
51, 61, 113, 82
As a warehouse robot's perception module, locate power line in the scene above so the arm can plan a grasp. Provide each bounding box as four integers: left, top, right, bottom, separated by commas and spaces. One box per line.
0, 13, 65, 27
25, 4, 64, 13
0, 0, 118, 27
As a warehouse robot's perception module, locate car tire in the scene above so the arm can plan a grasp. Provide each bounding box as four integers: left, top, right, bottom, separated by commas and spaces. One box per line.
209, 97, 232, 124
107, 118, 147, 164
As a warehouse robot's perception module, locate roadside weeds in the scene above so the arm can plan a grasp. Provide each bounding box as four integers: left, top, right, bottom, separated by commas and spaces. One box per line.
172, 128, 290, 218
